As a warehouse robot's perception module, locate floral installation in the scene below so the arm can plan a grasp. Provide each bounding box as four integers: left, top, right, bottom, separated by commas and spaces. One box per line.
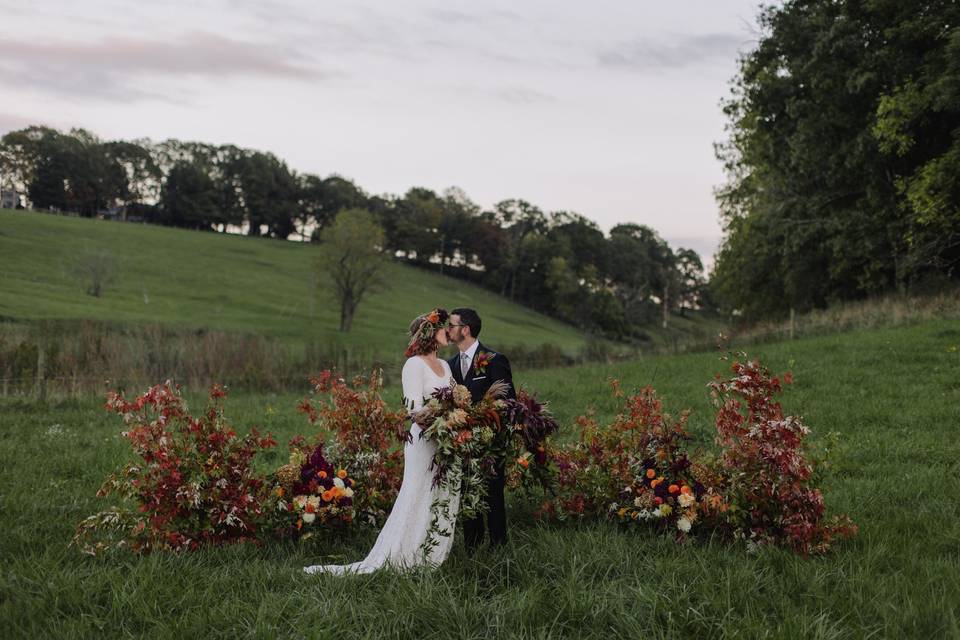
297, 369, 407, 527
528, 357, 855, 554
530, 383, 706, 529
270, 443, 356, 540
75, 356, 855, 558
404, 308, 449, 357
471, 351, 495, 376
702, 356, 858, 554
73, 382, 277, 555
605, 388, 707, 536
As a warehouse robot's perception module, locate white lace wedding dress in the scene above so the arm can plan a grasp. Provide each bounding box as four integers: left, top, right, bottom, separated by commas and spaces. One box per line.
304, 356, 460, 575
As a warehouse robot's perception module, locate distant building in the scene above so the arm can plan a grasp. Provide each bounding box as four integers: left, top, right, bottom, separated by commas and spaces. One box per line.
98, 205, 126, 221
0, 189, 20, 209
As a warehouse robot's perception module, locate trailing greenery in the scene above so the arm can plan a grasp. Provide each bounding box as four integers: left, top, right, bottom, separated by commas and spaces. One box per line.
714, 0, 960, 320
1, 320, 957, 637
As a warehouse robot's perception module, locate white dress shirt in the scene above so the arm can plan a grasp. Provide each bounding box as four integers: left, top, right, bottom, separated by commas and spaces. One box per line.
460, 341, 480, 377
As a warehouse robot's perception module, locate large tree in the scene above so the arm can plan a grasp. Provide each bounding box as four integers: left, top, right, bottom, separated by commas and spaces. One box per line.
607, 223, 675, 330
316, 208, 387, 332
714, 0, 960, 319
160, 159, 220, 229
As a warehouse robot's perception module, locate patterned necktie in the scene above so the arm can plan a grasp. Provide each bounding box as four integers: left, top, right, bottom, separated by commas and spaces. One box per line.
460, 352, 470, 378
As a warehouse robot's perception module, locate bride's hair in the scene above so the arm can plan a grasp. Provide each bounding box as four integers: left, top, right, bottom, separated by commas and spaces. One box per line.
405, 308, 449, 357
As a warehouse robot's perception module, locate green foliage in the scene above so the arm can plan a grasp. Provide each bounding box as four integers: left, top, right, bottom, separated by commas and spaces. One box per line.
715, 0, 960, 320
1, 124, 712, 340
159, 160, 220, 229
315, 209, 387, 332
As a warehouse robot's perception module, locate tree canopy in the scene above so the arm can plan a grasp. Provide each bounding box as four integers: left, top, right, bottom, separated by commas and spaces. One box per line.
1, 126, 710, 340
713, 0, 960, 319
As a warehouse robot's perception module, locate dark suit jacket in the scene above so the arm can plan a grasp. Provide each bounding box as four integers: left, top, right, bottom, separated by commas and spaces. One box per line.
448, 342, 515, 404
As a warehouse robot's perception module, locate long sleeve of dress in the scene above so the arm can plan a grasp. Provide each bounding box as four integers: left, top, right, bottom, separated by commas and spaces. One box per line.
401, 358, 424, 415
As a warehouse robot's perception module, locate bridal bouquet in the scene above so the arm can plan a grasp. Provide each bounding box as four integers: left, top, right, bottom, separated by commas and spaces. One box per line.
502, 388, 560, 491
412, 382, 560, 553
269, 443, 356, 540
413, 382, 509, 522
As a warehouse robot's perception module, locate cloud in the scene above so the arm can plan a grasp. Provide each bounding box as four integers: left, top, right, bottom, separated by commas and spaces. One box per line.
0, 31, 329, 102
598, 33, 746, 72
662, 234, 723, 264
0, 112, 47, 134
497, 86, 556, 105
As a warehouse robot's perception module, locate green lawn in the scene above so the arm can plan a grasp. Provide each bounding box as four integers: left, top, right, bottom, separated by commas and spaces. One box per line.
1, 320, 958, 638
0, 209, 589, 354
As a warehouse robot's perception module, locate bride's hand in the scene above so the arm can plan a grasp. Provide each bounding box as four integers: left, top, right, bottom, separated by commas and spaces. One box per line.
396, 420, 413, 444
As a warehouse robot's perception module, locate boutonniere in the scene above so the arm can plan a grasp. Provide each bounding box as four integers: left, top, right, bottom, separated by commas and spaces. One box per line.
472, 351, 494, 376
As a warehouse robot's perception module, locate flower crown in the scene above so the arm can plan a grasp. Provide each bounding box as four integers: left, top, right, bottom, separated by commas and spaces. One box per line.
404, 308, 449, 357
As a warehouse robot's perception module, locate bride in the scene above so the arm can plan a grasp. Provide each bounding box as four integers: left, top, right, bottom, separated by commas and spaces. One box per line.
304, 309, 460, 574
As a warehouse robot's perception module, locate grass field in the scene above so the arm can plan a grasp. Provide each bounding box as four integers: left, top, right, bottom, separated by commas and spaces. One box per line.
1, 319, 958, 638
0, 208, 592, 354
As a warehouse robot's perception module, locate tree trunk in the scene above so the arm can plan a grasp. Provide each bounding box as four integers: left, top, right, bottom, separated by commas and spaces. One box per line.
340, 298, 354, 332
661, 281, 669, 329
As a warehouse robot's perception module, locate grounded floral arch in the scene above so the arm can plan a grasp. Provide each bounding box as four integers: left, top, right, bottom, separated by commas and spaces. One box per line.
74, 356, 856, 557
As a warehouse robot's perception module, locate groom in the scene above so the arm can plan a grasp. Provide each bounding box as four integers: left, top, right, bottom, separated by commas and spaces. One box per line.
446, 307, 515, 550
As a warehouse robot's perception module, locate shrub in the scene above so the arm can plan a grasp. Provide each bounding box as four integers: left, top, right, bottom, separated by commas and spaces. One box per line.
296, 370, 406, 527
73, 382, 276, 554
704, 357, 858, 553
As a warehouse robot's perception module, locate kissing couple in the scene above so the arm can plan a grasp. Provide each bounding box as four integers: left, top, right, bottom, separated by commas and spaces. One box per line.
304, 307, 515, 575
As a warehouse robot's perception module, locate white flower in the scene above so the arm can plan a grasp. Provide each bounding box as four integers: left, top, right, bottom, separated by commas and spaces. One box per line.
677, 517, 692, 533
678, 493, 695, 508
306, 496, 321, 509
343, 487, 354, 498
293, 495, 308, 509
303, 512, 316, 524
334, 477, 345, 489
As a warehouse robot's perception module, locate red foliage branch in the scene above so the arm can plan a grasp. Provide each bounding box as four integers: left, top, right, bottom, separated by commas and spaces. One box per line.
706, 358, 857, 554
75, 382, 276, 554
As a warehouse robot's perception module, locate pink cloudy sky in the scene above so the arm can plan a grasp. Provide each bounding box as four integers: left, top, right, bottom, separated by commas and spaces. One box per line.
0, 0, 766, 265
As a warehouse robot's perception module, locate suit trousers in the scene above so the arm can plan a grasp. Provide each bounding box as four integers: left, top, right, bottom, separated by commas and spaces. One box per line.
463, 459, 507, 549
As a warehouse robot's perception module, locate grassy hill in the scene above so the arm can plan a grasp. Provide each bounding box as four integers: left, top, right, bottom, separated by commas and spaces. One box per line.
0, 209, 589, 354
0, 320, 957, 636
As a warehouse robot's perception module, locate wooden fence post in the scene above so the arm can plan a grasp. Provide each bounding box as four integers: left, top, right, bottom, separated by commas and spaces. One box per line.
36, 346, 46, 401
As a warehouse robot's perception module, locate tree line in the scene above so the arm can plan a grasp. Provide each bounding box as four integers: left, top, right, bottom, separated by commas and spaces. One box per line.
0, 126, 708, 339
714, 0, 960, 320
